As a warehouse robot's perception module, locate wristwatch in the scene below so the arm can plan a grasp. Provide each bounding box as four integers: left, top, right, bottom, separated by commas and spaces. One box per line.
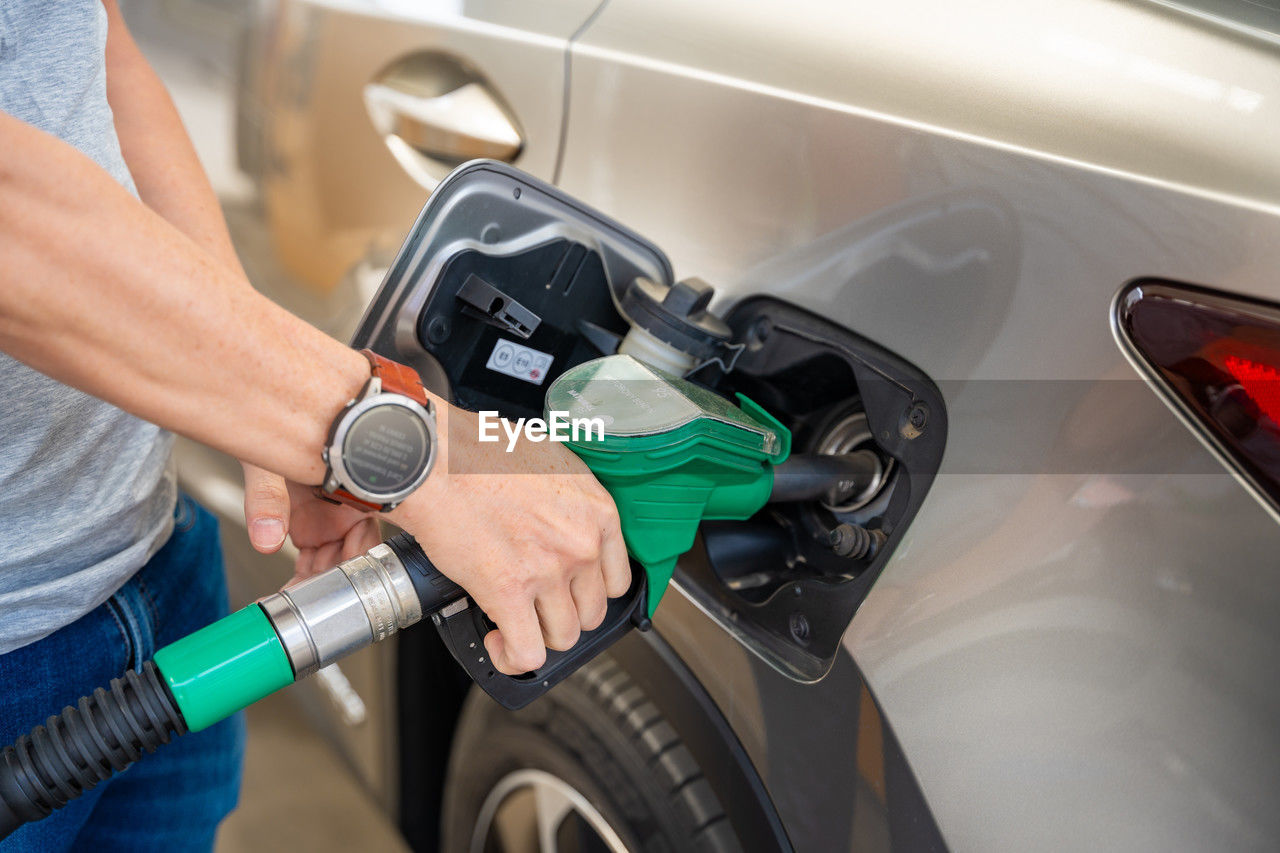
317, 349, 438, 512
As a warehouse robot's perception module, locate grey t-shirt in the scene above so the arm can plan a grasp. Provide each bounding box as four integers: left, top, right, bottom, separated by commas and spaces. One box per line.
0, 2, 177, 654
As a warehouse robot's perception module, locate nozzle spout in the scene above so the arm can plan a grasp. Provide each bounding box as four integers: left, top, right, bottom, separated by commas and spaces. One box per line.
769, 451, 886, 505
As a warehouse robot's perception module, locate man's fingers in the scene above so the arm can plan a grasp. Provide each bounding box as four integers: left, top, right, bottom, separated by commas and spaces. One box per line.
570, 572, 608, 632
289, 547, 316, 587
535, 587, 582, 651
483, 605, 547, 675
601, 528, 632, 599
289, 527, 377, 588
342, 517, 382, 562
289, 539, 340, 587
311, 540, 343, 576
242, 462, 289, 553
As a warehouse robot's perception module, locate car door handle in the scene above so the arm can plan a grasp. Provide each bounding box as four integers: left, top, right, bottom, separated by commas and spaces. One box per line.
363, 78, 523, 166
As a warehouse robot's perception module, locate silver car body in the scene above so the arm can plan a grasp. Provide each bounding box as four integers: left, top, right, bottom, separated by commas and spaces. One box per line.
222, 1, 1280, 849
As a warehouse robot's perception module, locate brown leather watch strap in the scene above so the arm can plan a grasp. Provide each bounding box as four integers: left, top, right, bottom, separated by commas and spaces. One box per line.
360, 349, 428, 404
326, 489, 383, 512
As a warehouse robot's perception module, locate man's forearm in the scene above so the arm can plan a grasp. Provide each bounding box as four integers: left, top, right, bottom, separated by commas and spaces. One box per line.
102, 0, 242, 274
0, 110, 377, 486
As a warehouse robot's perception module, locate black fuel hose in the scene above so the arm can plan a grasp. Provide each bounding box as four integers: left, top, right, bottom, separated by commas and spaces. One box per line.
0, 662, 186, 840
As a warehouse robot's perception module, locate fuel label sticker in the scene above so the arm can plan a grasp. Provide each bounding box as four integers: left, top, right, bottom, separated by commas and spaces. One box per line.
485, 338, 553, 386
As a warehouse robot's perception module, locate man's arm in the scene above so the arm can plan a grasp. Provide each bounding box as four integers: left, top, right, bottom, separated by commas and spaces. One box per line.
96, 6, 633, 651
0, 71, 627, 677
101, 0, 349, 558
0, 109, 355, 481
101, 1, 240, 277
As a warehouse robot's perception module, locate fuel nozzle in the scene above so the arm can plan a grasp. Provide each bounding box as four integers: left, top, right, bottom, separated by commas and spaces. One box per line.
547, 354, 791, 615
768, 451, 887, 506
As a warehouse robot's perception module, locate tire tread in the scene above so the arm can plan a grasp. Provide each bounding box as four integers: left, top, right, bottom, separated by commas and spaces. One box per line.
444, 653, 742, 853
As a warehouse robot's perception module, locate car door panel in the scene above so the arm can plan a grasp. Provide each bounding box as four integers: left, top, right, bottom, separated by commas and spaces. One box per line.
254, 0, 603, 291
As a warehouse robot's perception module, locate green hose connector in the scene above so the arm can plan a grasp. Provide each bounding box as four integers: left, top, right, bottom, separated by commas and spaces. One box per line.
152, 604, 294, 732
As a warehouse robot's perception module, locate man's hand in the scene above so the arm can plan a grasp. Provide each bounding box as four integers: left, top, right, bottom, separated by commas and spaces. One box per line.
241, 463, 381, 586
245, 408, 631, 679
387, 407, 631, 677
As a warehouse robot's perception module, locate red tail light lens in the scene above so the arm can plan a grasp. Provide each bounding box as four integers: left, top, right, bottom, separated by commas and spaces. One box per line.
1116, 279, 1280, 515
1223, 356, 1280, 427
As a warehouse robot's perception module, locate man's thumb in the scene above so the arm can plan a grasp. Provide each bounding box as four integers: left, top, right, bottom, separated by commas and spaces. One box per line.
242, 462, 290, 553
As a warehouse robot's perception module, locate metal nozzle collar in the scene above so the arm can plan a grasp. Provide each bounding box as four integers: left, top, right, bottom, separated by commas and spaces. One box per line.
260, 545, 420, 679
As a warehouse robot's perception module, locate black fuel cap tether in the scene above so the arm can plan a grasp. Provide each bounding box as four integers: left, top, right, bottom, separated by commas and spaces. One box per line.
618, 277, 742, 372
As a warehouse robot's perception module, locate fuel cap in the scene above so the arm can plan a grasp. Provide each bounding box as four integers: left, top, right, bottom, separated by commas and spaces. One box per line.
618, 277, 740, 368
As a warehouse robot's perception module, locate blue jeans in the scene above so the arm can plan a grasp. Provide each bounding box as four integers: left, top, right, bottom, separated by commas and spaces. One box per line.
0, 494, 244, 852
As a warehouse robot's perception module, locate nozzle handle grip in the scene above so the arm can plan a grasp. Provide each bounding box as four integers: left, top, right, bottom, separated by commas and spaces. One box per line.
384, 532, 465, 614
380, 532, 649, 710
430, 566, 649, 710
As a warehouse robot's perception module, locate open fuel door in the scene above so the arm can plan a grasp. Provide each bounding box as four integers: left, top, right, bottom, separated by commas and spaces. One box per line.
351, 161, 946, 682
351, 160, 671, 415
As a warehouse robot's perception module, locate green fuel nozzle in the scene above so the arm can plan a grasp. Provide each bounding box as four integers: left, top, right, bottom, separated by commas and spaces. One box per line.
150, 355, 800, 733
546, 355, 791, 616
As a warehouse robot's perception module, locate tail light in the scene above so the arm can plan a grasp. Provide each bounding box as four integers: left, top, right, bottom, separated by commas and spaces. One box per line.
1116, 279, 1280, 516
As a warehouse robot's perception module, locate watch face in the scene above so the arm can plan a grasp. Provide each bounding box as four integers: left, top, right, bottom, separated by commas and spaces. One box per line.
341, 403, 431, 496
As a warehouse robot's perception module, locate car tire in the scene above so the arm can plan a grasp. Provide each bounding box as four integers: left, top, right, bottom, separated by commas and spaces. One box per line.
441, 654, 743, 853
